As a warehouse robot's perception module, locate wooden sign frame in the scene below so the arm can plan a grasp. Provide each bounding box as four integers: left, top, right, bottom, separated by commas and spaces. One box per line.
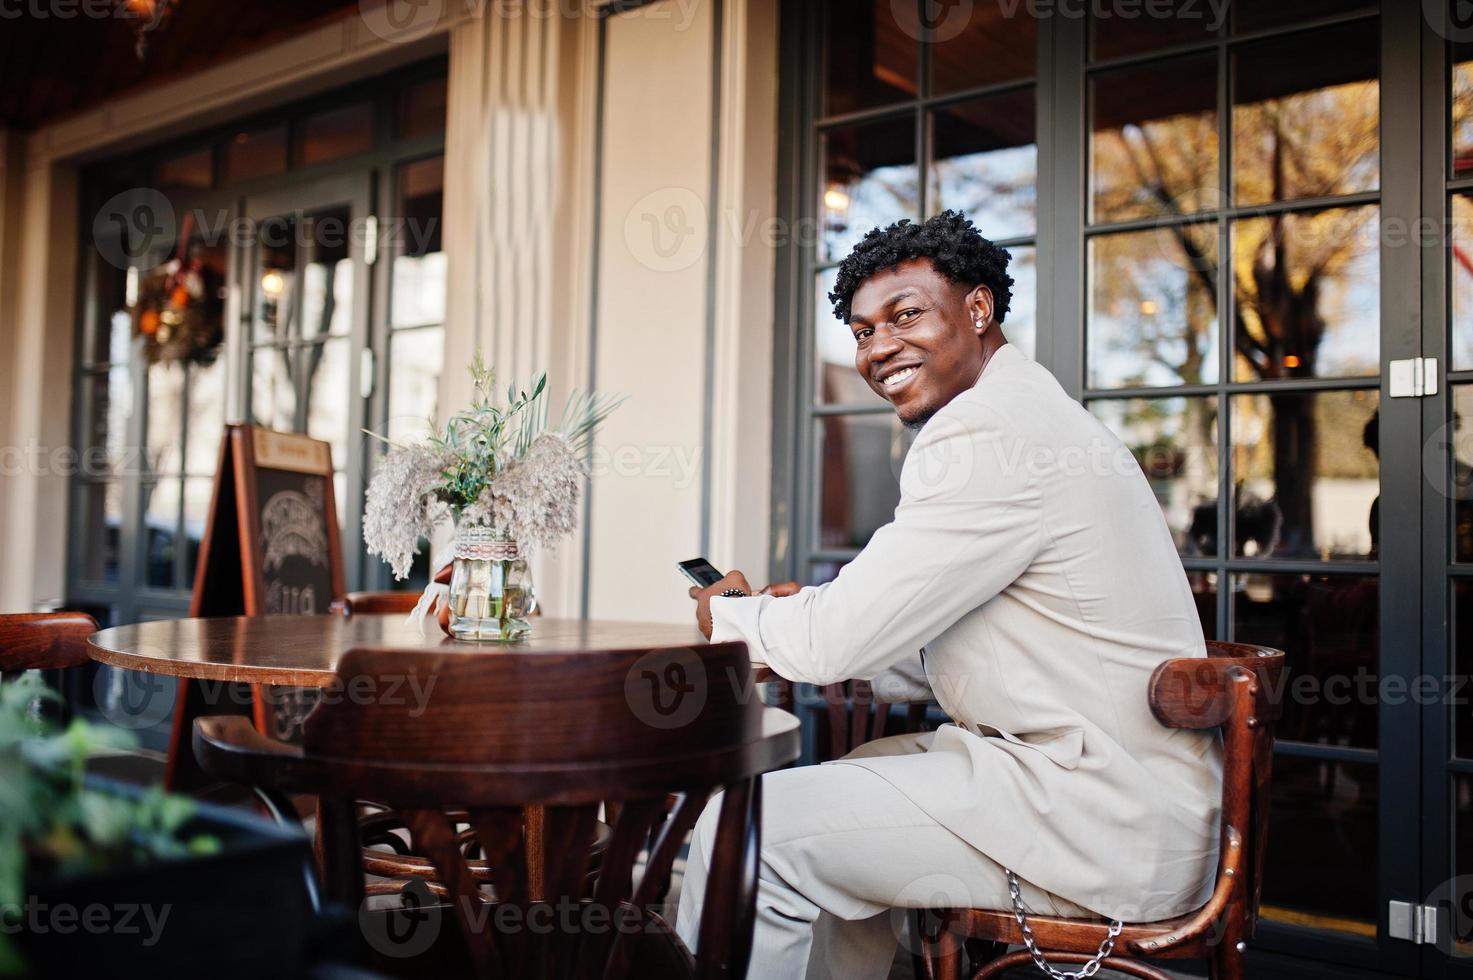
166, 423, 345, 789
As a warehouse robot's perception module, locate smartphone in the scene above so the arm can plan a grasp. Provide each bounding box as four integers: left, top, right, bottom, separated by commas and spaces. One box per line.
678, 557, 726, 589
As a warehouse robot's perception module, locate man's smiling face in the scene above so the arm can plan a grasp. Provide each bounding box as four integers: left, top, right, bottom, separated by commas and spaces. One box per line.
849, 258, 994, 428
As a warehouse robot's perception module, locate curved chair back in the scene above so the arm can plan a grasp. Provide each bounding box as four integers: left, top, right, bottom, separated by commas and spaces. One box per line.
196, 641, 799, 980
1148, 640, 1285, 942
0, 611, 99, 675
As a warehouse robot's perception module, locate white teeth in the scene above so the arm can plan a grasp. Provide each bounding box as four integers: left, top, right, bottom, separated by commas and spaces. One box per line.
882, 366, 917, 387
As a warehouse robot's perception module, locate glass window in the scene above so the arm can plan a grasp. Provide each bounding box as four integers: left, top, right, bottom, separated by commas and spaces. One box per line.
1229, 389, 1379, 560
1090, 396, 1220, 556
929, 89, 1037, 241
928, 1, 1035, 94
158, 147, 213, 190
388, 327, 444, 444
391, 157, 446, 328
822, 0, 917, 116
1088, 223, 1219, 389
1090, 53, 1218, 224
1449, 385, 1473, 564
76, 481, 124, 585
816, 413, 907, 550
1232, 206, 1379, 382
821, 116, 918, 263
1090, 0, 1222, 62
1231, 20, 1379, 206
1231, 0, 1374, 34
1451, 195, 1473, 369
225, 125, 288, 183
300, 103, 374, 166
396, 77, 449, 139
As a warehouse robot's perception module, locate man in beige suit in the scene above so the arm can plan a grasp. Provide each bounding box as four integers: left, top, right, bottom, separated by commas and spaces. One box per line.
677, 211, 1221, 980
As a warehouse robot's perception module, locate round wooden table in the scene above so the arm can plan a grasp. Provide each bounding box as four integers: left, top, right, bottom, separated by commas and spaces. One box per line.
87, 614, 717, 688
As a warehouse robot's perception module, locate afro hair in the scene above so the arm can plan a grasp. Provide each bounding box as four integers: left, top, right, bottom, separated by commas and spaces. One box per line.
827, 210, 1014, 325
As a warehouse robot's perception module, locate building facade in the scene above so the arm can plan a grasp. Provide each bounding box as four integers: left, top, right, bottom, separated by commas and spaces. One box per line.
0, 0, 1470, 976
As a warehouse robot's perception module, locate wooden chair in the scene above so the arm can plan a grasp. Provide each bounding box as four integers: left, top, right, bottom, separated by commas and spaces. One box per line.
194, 642, 800, 979
918, 640, 1285, 980
817, 678, 931, 762
330, 591, 423, 617
0, 611, 98, 679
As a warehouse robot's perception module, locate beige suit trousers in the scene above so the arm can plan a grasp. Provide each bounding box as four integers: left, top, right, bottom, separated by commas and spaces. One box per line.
675, 732, 1089, 980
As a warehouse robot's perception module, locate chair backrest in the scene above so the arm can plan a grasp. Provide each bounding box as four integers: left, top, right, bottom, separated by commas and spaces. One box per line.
0, 612, 98, 674
299, 642, 799, 980
818, 680, 929, 761
329, 591, 423, 617
1148, 640, 1284, 939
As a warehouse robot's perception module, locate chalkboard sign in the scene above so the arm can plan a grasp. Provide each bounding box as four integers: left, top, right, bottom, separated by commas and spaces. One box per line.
166, 424, 344, 788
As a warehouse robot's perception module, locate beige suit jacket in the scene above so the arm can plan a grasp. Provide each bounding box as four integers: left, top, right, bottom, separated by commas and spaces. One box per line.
710, 343, 1221, 922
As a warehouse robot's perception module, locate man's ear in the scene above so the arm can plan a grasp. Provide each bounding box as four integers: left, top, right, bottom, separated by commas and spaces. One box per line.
966, 285, 995, 333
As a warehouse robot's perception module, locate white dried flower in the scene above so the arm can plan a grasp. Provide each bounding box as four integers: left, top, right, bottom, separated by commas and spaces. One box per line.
460, 433, 585, 551
363, 443, 452, 580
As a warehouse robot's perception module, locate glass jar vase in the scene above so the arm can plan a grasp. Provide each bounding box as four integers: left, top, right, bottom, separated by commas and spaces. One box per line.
447, 524, 536, 641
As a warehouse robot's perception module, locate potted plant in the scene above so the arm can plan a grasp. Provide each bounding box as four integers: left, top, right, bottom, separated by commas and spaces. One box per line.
0, 673, 316, 979
363, 353, 621, 641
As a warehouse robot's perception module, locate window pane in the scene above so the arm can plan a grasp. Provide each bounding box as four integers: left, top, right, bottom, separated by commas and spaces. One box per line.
1088, 223, 1219, 388
1230, 389, 1379, 560
76, 481, 123, 585
388, 326, 444, 445
1259, 756, 1377, 936
1457, 775, 1473, 954
1454, 581, 1473, 759
1090, 53, 1217, 224
1188, 570, 1218, 640
1451, 195, 1473, 369
255, 216, 298, 344
84, 367, 133, 478
1232, 206, 1379, 382
821, 116, 918, 263
1454, 42, 1473, 178
158, 147, 212, 190
225, 125, 288, 183
302, 339, 351, 469
929, 88, 1037, 240
929, 1, 1035, 94
816, 413, 906, 550
1232, 21, 1379, 206
185, 357, 226, 475
182, 476, 212, 585
396, 76, 448, 139
1090, 396, 1219, 556
301, 209, 353, 339
822, 0, 917, 116
146, 362, 185, 477
299, 103, 374, 167
392, 157, 446, 328
814, 266, 883, 406
1006, 244, 1037, 360
141, 478, 181, 589
250, 347, 297, 432
1090, 0, 1221, 61
86, 247, 132, 365
1233, 573, 1378, 750
1232, 0, 1374, 34
1449, 385, 1473, 563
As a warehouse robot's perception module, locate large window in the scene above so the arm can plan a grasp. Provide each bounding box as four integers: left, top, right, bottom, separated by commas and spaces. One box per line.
69, 61, 448, 626
779, 2, 1451, 972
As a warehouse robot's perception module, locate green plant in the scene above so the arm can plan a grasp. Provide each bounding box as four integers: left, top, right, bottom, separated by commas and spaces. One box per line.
0, 674, 218, 974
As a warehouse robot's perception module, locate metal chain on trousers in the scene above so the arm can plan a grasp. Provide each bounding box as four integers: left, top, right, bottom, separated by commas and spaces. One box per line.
1006, 870, 1124, 980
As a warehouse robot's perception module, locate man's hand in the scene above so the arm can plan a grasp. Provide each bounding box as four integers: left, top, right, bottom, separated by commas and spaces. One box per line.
688, 572, 802, 639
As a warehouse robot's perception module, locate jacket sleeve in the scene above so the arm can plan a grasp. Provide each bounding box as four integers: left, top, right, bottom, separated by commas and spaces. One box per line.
710, 400, 1043, 685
